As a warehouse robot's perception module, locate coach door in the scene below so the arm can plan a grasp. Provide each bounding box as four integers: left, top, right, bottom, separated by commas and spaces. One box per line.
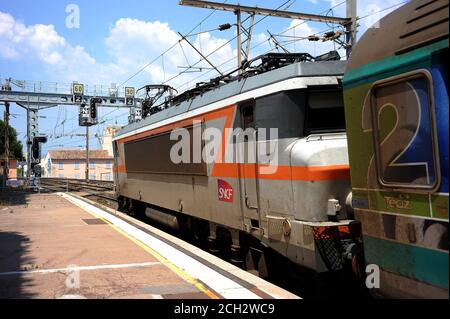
237, 100, 261, 229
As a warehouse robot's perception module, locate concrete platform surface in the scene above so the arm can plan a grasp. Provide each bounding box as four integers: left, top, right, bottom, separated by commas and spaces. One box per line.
0, 191, 299, 299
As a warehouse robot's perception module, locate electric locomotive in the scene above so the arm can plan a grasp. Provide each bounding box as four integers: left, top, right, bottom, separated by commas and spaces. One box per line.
113, 53, 363, 281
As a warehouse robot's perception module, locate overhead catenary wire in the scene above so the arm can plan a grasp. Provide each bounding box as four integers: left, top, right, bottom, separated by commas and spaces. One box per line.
174, 25, 343, 92
174, 0, 405, 93
357, 0, 408, 21
162, 0, 293, 86
173, 0, 349, 92
118, 0, 229, 88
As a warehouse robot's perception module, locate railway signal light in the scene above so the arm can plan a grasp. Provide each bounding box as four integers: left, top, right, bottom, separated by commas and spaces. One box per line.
90, 98, 102, 121
31, 136, 48, 160
80, 98, 102, 126
90, 102, 97, 119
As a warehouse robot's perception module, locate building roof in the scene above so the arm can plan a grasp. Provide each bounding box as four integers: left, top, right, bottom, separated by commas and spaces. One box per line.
48, 150, 113, 160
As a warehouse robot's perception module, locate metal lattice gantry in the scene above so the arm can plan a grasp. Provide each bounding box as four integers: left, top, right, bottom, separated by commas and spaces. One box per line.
0, 78, 144, 180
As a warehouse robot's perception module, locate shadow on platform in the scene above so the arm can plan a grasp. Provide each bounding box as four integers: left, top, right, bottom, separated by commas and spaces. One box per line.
0, 231, 37, 299
0, 188, 30, 207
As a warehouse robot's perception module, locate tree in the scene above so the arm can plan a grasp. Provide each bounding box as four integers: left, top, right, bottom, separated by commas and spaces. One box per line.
0, 119, 24, 160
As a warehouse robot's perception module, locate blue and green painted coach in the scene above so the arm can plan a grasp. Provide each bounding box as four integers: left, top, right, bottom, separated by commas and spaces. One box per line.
343, 0, 448, 298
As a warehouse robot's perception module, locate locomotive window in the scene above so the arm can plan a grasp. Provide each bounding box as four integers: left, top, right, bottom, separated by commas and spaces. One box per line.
304, 87, 346, 135
370, 71, 440, 190
241, 103, 255, 129
254, 90, 305, 140
124, 123, 207, 176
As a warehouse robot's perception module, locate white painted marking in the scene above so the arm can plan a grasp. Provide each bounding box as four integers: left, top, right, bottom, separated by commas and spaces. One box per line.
60, 193, 262, 299
151, 294, 163, 299
57, 295, 87, 299
0, 262, 160, 277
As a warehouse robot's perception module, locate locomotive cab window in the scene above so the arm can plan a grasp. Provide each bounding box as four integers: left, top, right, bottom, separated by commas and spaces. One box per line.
304, 87, 346, 135
370, 71, 440, 190
253, 90, 305, 140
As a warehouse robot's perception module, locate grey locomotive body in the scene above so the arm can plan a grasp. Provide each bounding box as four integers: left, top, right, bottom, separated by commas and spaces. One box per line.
113, 55, 362, 277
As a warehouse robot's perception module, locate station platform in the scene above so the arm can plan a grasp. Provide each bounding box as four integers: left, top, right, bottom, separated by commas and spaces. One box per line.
0, 190, 299, 299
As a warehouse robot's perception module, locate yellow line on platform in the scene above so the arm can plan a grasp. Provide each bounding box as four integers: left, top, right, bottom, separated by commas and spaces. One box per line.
65, 194, 220, 299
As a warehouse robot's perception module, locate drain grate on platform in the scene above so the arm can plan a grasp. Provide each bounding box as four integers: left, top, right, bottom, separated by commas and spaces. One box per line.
82, 218, 107, 225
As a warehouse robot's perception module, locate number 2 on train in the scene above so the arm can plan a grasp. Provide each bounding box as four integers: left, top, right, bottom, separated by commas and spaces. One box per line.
363, 70, 440, 190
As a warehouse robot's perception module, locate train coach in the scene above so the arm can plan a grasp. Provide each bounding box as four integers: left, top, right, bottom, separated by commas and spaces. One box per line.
112, 53, 364, 283
343, 0, 449, 298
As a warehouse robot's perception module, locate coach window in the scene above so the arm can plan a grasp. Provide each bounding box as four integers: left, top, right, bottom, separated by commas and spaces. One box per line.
370, 71, 440, 190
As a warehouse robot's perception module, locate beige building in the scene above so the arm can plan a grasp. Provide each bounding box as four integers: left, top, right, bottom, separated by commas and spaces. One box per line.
102, 125, 122, 156
43, 150, 114, 181
0, 157, 18, 180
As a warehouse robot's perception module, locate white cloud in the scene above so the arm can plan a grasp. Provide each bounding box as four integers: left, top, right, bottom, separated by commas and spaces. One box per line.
0, 0, 406, 90
0, 12, 235, 92
317, 0, 407, 35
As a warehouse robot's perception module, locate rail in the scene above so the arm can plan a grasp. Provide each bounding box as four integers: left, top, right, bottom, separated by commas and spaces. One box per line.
39, 178, 114, 196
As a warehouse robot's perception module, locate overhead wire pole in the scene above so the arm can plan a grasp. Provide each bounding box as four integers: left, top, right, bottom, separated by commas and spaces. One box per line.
244, 14, 255, 61
236, 9, 243, 73
166, 0, 291, 85
85, 126, 90, 182
180, 0, 353, 69
175, 0, 363, 93
3, 102, 10, 187
346, 0, 357, 58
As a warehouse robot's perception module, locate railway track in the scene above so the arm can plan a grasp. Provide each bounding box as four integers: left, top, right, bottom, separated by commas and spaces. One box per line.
39, 178, 117, 205
40, 178, 113, 192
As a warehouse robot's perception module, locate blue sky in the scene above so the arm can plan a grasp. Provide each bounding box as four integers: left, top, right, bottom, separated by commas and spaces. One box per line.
0, 0, 406, 156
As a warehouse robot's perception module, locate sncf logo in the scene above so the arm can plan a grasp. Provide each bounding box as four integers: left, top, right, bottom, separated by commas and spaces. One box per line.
218, 179, 234, 203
